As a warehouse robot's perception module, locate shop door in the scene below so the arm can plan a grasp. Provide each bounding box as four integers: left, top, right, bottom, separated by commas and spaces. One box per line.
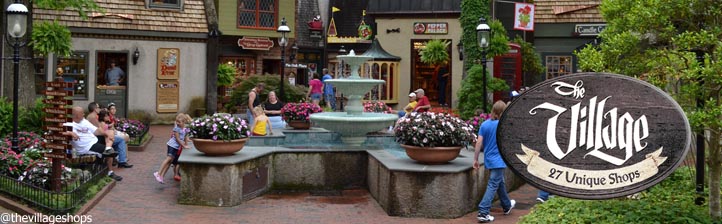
410, 39, 451, 106
493, 44, 522, 103
95, 52, 129, 118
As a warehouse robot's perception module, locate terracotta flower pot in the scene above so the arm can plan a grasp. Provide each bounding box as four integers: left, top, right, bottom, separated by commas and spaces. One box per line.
191, 138, 249, 156
287, 120, 311, 130
400, 144, 463, 164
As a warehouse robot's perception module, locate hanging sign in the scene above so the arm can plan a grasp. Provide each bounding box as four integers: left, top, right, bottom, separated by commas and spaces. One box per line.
413, 22, 448, 34
514, 3, 535, 31
157, 48, 180, 80
497, 73, 691, 199
237, 37, 274, 50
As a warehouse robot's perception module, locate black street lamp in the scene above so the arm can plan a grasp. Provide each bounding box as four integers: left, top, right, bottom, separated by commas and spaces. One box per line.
277, 17, 290, 101
5, 2, 29, 153
476, 17, 491, 113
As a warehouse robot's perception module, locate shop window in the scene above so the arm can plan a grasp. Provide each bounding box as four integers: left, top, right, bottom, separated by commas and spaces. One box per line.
54, 52, 89, 99
545, 55, 573, 79
363, 62, 398, 103
148, 0, 183, 9
33, 53, 47, 96
238, 0, 277, 29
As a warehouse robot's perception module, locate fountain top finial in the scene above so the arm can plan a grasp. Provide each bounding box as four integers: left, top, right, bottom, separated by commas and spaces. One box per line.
348, 50, 356, 56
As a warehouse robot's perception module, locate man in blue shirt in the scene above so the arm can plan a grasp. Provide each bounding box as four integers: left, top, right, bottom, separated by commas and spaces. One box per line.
321, 68, 336, 110
473, 101, 515, 223
105, 61, 125, 86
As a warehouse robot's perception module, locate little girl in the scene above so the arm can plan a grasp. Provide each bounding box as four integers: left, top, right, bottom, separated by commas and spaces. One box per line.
252, 106, 272, 136
154, 113, 191, 184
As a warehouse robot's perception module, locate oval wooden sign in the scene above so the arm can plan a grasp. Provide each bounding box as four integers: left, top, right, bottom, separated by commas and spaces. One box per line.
498, 73, 691, 199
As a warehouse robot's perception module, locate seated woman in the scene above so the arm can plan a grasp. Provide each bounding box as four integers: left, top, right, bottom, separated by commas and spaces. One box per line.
263, 91, 286, 130
107, 103, 130, 142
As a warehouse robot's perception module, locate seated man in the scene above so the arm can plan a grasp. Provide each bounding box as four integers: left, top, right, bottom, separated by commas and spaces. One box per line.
87, 102, 133, 168
64, 106, 123, 181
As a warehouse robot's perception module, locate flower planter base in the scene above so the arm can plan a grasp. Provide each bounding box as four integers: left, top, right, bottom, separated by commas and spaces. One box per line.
191, 138, 249, 156
400, 144, 463, 164
287, 121, 311, 130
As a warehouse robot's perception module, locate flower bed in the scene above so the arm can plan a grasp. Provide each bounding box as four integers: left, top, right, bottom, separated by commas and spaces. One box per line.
363, 101, 393, 113
115, 119, 149, 146
465, 113, 493, 134
0, 132, 110, 214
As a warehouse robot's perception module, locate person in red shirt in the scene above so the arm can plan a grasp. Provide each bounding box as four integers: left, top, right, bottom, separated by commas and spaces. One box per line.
307, 73, 324, 106
413, 88, 431, 112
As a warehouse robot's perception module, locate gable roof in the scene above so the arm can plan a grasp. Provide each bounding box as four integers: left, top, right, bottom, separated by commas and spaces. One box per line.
33, 0, 208, 35
367, 0, 461, 15
534, 0, 604, 23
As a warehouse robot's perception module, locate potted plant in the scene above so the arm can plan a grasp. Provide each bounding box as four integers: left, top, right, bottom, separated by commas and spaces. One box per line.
189, 113, 250, 156
363, 100, 393, 113
280, 102, 323, 129
394, 112, 477, 164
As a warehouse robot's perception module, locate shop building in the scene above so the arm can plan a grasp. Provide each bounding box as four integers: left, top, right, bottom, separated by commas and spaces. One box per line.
367, 0, 463, 108
33, 0, 209, 118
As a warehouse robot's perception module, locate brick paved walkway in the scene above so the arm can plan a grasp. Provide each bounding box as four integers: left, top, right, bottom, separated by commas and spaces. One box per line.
5, 125, 543, 223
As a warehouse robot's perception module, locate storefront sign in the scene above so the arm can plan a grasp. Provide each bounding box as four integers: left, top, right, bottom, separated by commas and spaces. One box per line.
237, 37, 274, 50
156, 80, 179, 113
498, 73, 690, 199
157, 48, 180, 80
575, 24, 607, 36
413, 22, 448, 34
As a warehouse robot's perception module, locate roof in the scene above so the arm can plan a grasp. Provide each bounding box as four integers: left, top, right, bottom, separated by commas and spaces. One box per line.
361, 38, 400, 61
33, 0, 208, 34
534, 0, 604, 23
296, 0, 323, 47
367, 0, 461, 15
329, 0, 370, 38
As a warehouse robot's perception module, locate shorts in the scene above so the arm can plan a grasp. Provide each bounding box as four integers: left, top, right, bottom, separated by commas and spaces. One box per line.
167, 145, 180, 165
89, 143, 113, 158
310, 93, 322, 100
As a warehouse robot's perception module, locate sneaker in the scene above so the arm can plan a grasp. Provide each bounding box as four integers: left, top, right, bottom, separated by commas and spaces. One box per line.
153, 172, 164, 184
477, 213, 494, 223
536, 197, 546, 203
173, 175, 181, 181
108, 172, 123, 181
504, 199, 516, 215
102, 147, 118, 157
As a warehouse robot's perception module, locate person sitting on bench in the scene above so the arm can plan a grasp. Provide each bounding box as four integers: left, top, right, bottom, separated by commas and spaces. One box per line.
63, 106, 123, 181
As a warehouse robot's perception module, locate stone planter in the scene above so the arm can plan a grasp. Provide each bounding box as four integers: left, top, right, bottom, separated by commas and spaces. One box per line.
191, 138, 249, 156
400, 144, 463, 164
287, 120, 311, 130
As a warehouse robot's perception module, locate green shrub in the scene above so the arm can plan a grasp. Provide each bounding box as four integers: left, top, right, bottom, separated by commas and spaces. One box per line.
217, 63, 236, 87
127, 109, 154, 125
457, 65, 509, 119
229, 75, 309, 111
0, 97, 14, 137
419, 39, 450, 66
19, 98, 47, 135
186, 96, 206, 117
520, 167, 711, 223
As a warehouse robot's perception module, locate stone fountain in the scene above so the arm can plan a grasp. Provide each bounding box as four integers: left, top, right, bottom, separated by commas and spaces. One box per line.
310, 50, 398, 145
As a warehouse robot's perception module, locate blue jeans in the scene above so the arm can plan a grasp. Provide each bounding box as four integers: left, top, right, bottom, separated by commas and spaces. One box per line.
478, 168, 512, 215
112, 135, 128, 163
324, 93, 336, 110
538, 190, 550, 201
246, 109, 254, 128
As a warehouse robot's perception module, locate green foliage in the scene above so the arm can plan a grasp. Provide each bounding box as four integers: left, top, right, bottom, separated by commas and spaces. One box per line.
520, 167, 711, 223
512, 36, 546, 85
217, 64, 236, 87
31, 21, 72, 57
127, 110, 154, 125
19, 98, 47, 135
186, 96, 206, 117
419, 39, 450, 66
574, 0, 722, 219
35, 0, 103, 19
229, 75, 309, 110
457, 65, 509, 119
0, 98, 14, 138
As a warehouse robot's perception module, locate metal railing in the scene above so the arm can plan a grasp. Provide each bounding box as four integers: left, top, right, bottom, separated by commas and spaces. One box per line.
0, 161, 108, 215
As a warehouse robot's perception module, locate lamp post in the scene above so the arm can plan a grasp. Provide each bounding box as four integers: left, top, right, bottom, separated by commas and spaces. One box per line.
457, 42, 464, 61
6, 2, 28, 153
338, 45, 346, 77
476, 17, 491, 113
277, 17, 290, 101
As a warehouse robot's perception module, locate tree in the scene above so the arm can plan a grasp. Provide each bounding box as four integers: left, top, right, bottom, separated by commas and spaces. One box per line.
2, 0, 100, 107
575, 0, 722, 220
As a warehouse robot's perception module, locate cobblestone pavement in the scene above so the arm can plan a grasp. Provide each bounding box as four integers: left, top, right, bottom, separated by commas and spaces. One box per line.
4, 125, 542, 224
